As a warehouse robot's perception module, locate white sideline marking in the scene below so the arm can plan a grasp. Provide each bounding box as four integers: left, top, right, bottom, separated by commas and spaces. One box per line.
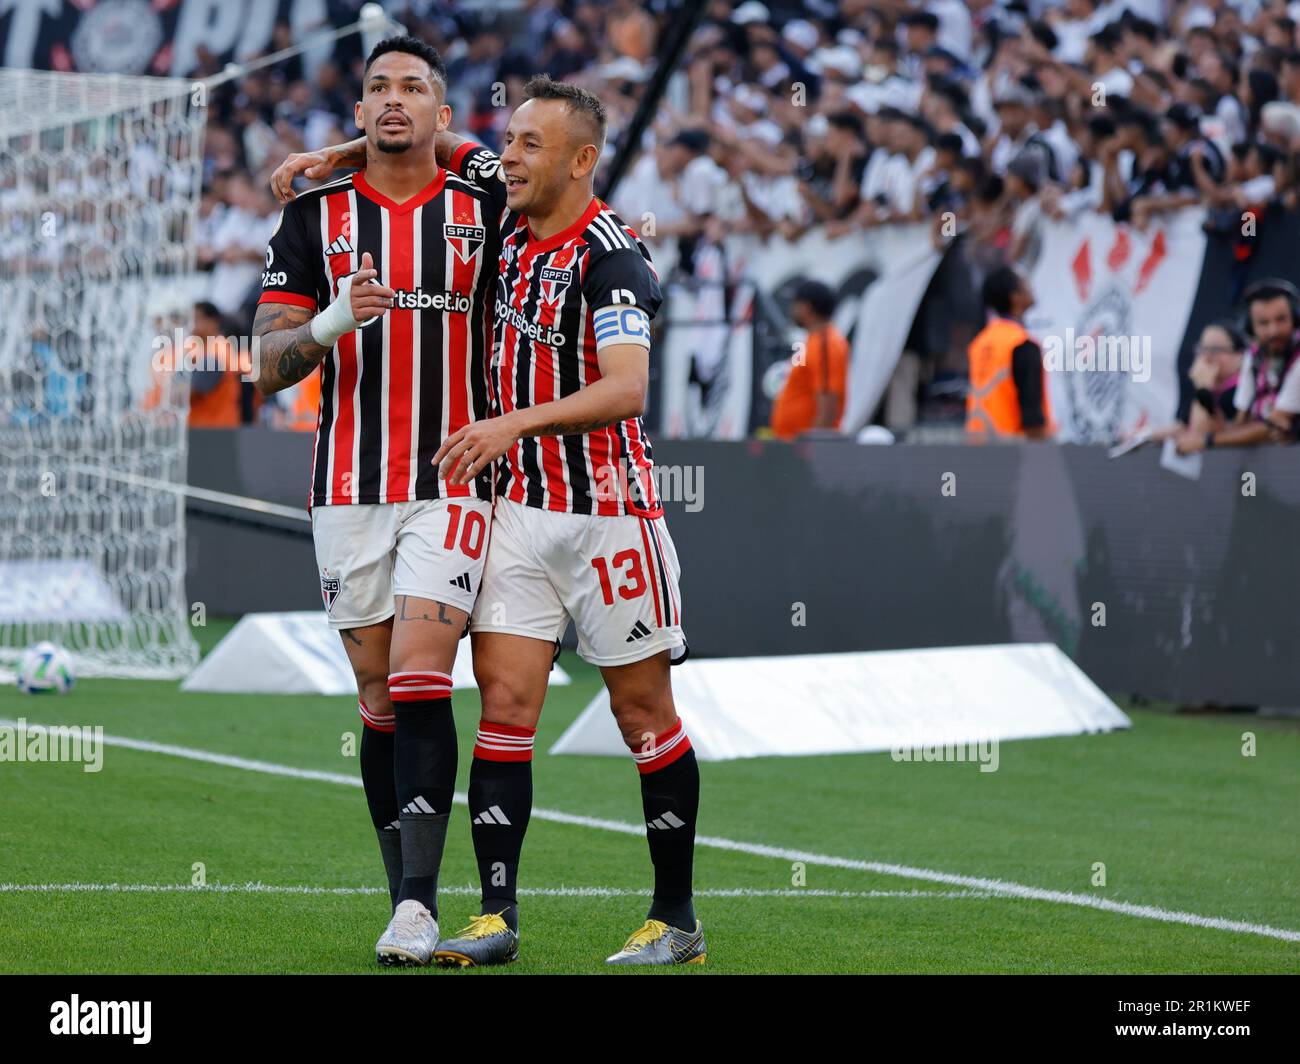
4, 719, 1298, 944
0, 882, 988, 900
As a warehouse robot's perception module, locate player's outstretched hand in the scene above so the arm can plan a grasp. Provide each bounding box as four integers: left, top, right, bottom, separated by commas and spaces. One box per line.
433, 416, 520, 485
270, 150, 334, 204
350, 252, 396, 323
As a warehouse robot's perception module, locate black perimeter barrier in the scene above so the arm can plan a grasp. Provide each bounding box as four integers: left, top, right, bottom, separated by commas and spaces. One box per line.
188, 428, 1299, 707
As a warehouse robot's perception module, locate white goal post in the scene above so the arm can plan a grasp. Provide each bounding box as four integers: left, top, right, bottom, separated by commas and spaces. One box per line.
0, 70, 205, 678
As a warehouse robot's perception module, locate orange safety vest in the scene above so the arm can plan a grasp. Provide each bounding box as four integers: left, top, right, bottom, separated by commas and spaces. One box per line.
280, 371, 321, 432
965, 317, 1054, 437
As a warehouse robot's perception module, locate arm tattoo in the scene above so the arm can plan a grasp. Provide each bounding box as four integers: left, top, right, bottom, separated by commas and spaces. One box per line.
434, 131, 470, 168
396, 595, 456, 625
527, 417, 618, 438
252, 303, 329, 395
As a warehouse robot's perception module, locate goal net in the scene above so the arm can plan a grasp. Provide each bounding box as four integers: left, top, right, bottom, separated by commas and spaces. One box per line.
0, 70, 204, 679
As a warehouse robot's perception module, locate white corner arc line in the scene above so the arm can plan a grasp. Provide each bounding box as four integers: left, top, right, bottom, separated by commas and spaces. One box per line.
4, 720, 1296, 944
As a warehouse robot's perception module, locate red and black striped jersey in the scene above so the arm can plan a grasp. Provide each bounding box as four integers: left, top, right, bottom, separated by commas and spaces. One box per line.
450, 142, 665, 518
258, 168, 499, 507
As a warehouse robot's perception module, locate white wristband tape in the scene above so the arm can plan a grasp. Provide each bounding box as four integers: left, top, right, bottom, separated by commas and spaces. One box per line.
310, 273, 372, 347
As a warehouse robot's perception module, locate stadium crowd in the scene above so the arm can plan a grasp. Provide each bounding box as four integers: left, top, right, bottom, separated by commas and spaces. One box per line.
178, 0, 1300, 444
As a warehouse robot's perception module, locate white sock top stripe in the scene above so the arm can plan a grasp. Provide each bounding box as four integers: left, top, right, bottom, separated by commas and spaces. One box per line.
632, 728, 687, 762
475, 731, 534, 746
388, 671, 453, 682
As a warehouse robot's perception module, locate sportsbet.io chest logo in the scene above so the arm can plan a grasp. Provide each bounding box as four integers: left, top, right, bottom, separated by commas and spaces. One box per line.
392, 288, 472, 313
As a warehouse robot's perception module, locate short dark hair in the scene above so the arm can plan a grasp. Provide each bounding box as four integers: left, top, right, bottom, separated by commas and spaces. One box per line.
363, 34, 447, 90
1244, 278, 1300, 314
826, 111, 865, 139
935, 131, 965, 156
1126, 17, 1159, 43
1118, 107, 1160, 144
793, 279, 836, 320
904, 11, 939, 33
523, 74, 608, 148
982, 266, 1023, 317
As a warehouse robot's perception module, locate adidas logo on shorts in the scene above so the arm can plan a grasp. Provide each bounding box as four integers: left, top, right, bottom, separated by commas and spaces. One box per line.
449, 572, 472, 592
626, 620, 652, 643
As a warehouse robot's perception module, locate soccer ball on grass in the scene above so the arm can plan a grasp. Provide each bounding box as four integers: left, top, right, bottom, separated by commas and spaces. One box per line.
16, 641, 76, 694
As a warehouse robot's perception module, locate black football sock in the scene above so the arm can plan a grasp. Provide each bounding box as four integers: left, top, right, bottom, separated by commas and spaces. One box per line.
389, 671, 458, 918
634, 720, 700, 931
358, 700, 402, 910
469, 720, 536, 933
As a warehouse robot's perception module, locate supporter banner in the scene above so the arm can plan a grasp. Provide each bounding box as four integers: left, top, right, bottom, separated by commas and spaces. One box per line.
658, 224, 944, 438
1, 0, 363, 77
1026, 208, 1207, 443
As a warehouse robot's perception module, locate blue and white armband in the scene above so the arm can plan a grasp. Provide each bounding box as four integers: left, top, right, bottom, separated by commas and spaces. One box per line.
592, 305, 651, 351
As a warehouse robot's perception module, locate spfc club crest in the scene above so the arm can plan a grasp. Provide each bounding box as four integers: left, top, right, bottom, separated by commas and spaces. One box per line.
444, 223, 485, 264
320, 567, 340, 612
539, 264, 573, 305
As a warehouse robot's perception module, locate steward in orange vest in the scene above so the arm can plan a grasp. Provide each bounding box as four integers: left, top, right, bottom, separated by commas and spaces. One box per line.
966, 266, 1053, 439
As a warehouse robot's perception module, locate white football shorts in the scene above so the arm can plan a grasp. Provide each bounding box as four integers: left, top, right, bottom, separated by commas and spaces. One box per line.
311, 497, 492, 629
470, 497, 687, 667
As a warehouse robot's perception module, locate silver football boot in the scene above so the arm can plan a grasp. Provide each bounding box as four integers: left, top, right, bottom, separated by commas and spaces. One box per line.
375, 899, 439, 966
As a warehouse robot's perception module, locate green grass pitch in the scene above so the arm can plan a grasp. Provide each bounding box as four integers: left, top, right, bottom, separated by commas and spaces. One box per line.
0, 620, 1296, 974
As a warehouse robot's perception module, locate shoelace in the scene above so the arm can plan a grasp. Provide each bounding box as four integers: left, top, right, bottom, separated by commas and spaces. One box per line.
454, 912, 509, 941
391, 905, 431, 938
620, 920, 668, 953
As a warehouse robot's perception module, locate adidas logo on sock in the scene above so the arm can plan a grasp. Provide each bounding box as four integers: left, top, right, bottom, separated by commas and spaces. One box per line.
472, 805, 512, 826
449, 572, 472, 592
400, 796, 436, 815
626, 620, 653, 643
324, 234, 354, 257
647, 811, 686, 830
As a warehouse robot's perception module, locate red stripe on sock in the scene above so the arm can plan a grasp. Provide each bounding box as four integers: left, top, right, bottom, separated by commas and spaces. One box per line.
474, 720, 537, 762
387, 672, 453, 702
358, 700, 395, 732
634, 721, 691, 775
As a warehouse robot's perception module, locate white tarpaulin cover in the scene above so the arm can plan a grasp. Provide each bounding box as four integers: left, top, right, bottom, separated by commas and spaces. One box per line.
550, 643, 1128, 761
182, 611, 570, 695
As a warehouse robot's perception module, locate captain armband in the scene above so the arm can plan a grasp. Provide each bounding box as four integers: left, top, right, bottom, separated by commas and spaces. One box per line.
592, 305, 651, 351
